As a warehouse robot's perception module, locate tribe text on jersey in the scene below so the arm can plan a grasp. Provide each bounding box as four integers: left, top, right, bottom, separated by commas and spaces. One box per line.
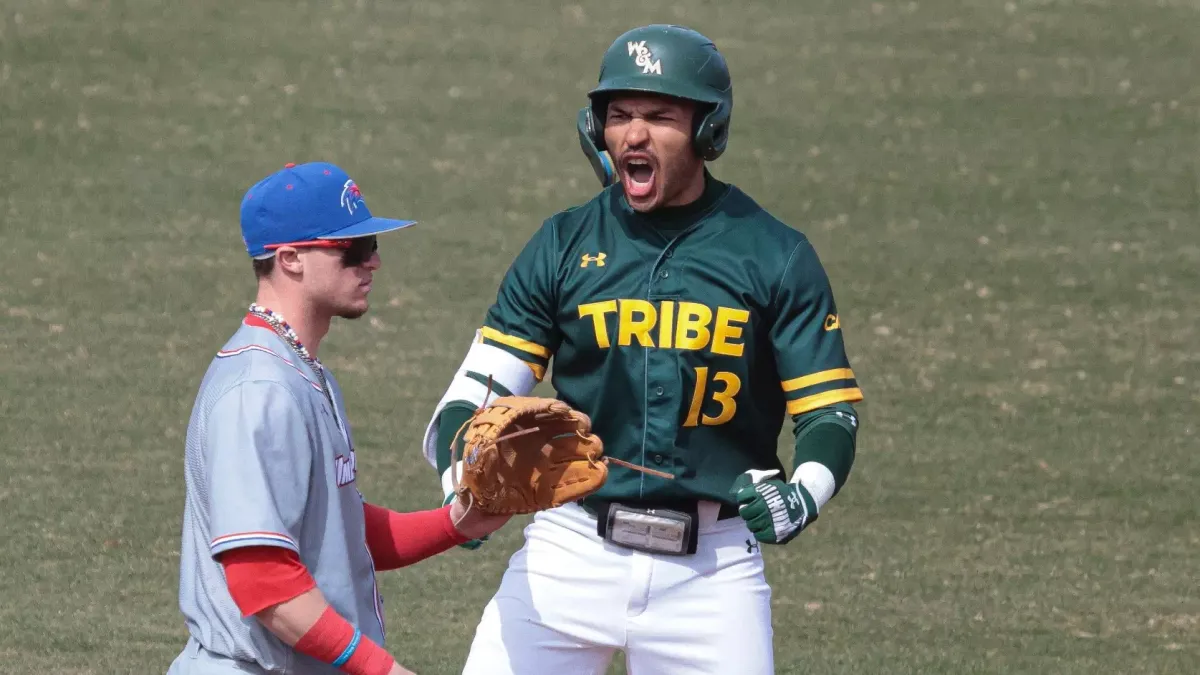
479, 176, 862, 505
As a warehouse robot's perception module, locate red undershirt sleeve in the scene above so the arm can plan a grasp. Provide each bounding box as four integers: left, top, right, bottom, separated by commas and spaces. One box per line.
361, 502, 469, 571
219, 546, 317, 618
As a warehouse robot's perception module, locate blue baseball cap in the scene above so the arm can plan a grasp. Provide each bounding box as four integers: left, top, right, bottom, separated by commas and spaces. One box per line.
239, 162, 416, 258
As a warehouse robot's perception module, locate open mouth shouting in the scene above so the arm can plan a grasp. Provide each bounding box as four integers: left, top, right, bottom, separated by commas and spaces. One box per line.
621, 153, 657, 203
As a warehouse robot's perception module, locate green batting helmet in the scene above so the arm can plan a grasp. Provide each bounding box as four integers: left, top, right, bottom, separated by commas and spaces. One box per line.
578, 24, 733, 169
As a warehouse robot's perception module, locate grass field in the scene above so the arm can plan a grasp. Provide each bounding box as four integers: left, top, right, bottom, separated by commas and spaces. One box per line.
1, 1, 1198, 673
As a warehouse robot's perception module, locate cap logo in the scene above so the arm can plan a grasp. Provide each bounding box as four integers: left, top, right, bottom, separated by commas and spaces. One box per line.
627, 41, 662, 75
340, 179, 364, 215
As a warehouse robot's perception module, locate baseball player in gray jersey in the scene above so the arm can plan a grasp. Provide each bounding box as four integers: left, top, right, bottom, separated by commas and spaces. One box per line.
167, 162, 510, 675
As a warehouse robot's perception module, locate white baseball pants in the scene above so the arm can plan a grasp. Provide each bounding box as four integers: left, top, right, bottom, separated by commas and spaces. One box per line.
461, 501, 774, 675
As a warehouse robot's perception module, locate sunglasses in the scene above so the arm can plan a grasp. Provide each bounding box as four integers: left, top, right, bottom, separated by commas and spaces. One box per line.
265, 236, 379, 267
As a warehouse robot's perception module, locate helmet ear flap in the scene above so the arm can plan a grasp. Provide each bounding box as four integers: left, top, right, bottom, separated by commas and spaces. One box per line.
693, 99, 731, 161
577, 105, 618, 187
586, 99, 607, 150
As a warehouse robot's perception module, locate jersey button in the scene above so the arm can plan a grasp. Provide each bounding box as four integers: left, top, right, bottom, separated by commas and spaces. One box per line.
653, 454, 664, 465
654, 386, 664, 396
665, 250, 674, 258
659, 270, 670, 279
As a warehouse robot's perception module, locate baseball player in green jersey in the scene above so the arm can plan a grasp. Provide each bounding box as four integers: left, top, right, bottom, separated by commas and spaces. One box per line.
420, 25, 863, 674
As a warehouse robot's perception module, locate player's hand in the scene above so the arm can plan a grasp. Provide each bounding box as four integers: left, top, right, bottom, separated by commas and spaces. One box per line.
387, 662, 417, 675
444, 493, 509, 545
730, 469, 818, 545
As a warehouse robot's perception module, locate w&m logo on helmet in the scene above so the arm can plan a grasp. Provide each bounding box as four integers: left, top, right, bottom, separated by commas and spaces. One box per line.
627, 41, 662, 75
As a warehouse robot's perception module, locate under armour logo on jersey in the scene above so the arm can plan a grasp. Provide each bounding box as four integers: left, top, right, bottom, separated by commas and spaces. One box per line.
340, 180, 364, 215
746, 538, 759, 553
824, 314, 840, 331
334, 450, 357, 487
580, 252, 607, 268
626, 41, 662, 75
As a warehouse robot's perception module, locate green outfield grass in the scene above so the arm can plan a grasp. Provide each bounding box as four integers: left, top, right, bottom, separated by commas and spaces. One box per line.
1, 1, 1196, 673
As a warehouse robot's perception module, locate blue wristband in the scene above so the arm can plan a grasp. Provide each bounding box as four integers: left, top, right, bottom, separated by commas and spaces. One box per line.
331, 627, 361, 667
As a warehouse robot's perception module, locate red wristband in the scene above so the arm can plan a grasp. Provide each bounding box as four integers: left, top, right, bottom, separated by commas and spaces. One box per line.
294, 605, 395, 675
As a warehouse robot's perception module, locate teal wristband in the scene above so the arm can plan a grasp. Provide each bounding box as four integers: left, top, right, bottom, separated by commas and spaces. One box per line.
331, 627, 361, 667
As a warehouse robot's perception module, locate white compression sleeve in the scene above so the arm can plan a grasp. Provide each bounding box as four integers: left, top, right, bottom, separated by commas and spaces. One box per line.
420, 331, 541, 468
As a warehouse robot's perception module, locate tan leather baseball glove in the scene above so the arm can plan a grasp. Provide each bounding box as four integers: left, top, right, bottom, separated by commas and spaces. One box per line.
449, 395, 671, 516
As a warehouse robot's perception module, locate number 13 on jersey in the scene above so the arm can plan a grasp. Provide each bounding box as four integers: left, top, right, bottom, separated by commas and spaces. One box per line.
684, 366, 741, 427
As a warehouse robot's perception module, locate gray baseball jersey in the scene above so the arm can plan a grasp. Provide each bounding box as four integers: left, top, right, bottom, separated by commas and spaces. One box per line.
171, 316, 383, 674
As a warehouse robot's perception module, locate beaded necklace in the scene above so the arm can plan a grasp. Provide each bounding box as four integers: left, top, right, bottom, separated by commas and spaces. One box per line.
248, 303, 336, 411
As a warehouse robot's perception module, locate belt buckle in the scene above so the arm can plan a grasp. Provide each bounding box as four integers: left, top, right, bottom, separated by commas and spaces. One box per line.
600, 503, 697, 556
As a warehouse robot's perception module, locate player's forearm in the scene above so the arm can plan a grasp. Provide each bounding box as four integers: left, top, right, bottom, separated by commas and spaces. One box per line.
261, 588, 406, 675
361, 502, 468, 571
791, 403, 859, 505
256, 586, 330, 645
435, 403, 476, 476
221, 550, 407, 674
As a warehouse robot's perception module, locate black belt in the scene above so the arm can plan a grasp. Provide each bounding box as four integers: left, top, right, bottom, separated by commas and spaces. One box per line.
579, 499, 740, 521
581, 499, 741, 556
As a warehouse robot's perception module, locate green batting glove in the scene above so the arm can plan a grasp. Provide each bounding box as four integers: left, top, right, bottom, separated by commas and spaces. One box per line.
731, 469, 818, 545
442, 492, 488, 550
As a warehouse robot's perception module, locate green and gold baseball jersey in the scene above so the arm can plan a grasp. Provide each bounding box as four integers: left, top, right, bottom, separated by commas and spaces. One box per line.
471, 172, 861, 505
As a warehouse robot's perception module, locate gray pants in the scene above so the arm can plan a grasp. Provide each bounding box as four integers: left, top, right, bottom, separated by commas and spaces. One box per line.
166, 638, 270, 675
